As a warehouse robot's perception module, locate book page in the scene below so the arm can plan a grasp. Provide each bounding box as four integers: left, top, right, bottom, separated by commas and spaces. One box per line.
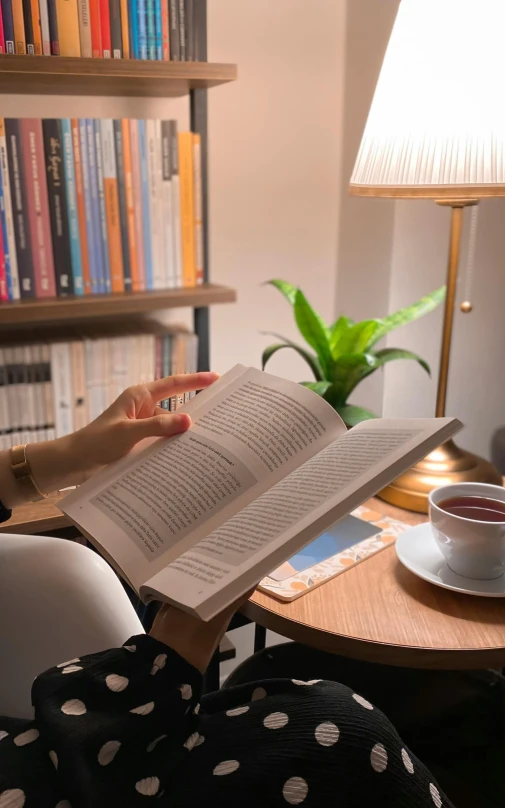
61, 365, 345, 590
143, 416, 461, 618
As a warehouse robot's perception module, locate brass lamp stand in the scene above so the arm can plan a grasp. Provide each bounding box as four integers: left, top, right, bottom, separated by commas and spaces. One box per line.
379, 200, 502, 513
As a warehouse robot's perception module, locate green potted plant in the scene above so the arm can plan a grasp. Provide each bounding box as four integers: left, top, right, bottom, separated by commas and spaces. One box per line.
262, 280, 445, 428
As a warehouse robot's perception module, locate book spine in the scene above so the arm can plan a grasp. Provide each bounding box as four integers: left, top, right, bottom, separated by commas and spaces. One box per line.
31, 344, 43, 442
5, 119, 35, 298
39, 343, 54, 441
22, 0, 34, 53
109, 0, 121, 56
122, 119, 140, 290
0, 4, 5, 52
42, 119, 74, 297
145, 0, 154, 59
47, 0, 59, 53
38, 0, 50, 51
71, 339, 87, 431
192, 132, 203, 285
79, 118, 99, 294
177, 0, 184, 60
168, 0, 178, 60
127, 0, 137, 57
100, 119, 124, 292
94, 119, 111, 293
99, 0, 110, 56
193, 0, 204, 61
146, 119, 161, 288
161, 120, 174, 288
72, 119, 91, 294
0, 120, 20, 301
86, 119, 104, 293
169, 120, 182, 287
137, 119, 153, 289
61, 119, 84, 296
77, 0, 91, 55
153, 0, 161, 59
21, 119, 56, 298
129, 119, 145, 289
30, 0, 42, 53
89, 0, 100, 55
113, 119, 132, 292
1, 0, 14, 52
119, 0, 127, 57
184, 0, 192, 60
23, 345, 37, 441
161, 0, 168, 59
178, 131, 195, 287
136, 0, 146, 58
12, 0, 26, 52
50, 341, 74, 438
56, 0, 80, 55
0, 154, 9, 301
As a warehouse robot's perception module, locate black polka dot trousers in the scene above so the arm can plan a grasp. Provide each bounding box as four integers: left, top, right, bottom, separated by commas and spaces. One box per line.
0, 634, 453, 807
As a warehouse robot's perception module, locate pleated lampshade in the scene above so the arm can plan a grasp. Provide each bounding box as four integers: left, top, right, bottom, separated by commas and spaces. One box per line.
350, 0, 505, 199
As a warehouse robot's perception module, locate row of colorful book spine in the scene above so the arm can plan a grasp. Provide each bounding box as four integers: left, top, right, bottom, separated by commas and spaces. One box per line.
0, 0, 204, 60
0, 117, 204, 301
0, 322, 198, 447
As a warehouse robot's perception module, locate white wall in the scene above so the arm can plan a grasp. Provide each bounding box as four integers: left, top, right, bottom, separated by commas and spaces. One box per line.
208, 0, 345, 379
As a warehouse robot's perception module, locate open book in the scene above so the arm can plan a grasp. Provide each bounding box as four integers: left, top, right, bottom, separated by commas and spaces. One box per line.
61, 365, 462, 620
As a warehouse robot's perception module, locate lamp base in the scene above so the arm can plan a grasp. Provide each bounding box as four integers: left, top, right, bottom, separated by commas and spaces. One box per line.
377, 439, 503, 513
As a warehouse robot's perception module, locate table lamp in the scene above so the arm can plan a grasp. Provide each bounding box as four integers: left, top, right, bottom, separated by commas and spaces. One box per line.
350, 0, 504, 512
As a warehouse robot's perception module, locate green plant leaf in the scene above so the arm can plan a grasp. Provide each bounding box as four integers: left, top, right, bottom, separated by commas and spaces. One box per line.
265, 279, 298, 306
300, 381, 332, 397
335, 404, 378, 428
330, 352, 378, 401
293, 289, 332, 375
333, 320, 383, 358
373, 347, 431, 375
262, 342, 324, 381
329, 315, 352, 357
369, 285, 446, 347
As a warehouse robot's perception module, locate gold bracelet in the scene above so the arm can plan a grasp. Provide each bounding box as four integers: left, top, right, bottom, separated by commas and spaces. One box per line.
10, 444, 47, 502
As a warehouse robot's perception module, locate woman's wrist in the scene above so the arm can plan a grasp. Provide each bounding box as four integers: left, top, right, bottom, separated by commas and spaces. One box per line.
150, 605, 231, 674
26, 432, 94, 495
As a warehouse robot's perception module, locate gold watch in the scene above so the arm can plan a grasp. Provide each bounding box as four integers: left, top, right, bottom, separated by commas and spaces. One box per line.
10, 444, 47, 502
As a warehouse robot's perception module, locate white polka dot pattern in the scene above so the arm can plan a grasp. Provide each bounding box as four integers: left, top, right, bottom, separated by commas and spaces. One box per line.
146, 735, 167, 753
56, 659, 80, 669
401, 748, 414, 774
226, 706, 249, 717
150, 654, 167, 675
184, 732, 201, 751
430, 783, 442, 807
263, 712, 289, 729
61, 666, 83, 675
213, 760, 240, 776
61, 700, 86, 716
105, 674, 129, 692
98, 740, 121, 766
13, 729, 39, 747
307, 679, 322, 685
282, 776, 308, 804
180, 684, 192, 700
49, 751, 58, 770
291, 679, 308, 686
0, 788, 25, 808
0, 732, 7, 742
130, 702, 155, 716
370, 743, 388, 773
353, 694, 373, 710
251, 687, 266, 701
195, 734, 205, 747
123, 645, 136, 652
55, 801, 72, 808
193, 703, 200, 715
315, 722, 339, 746
135, 777, 160, 796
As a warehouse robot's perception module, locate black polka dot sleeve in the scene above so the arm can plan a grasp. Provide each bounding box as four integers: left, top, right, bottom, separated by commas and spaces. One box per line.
32, 633, 202, 807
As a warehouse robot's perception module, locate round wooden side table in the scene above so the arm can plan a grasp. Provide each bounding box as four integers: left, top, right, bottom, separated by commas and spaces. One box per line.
243, 498, 505, 670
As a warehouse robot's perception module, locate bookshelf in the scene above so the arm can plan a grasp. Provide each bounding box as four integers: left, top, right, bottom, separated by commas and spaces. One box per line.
1, 0, 237, 373
0, 55, 237, 97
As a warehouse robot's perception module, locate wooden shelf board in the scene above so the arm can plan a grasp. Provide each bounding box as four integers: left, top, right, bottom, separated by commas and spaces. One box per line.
0, 55, 237, 97
0, 284, 237, 325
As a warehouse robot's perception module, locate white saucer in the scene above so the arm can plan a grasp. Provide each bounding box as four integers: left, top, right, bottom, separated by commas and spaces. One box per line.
395, 523, 505, 597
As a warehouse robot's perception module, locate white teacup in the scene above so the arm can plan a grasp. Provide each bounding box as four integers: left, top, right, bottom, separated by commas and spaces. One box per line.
429, 482, 505, 580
